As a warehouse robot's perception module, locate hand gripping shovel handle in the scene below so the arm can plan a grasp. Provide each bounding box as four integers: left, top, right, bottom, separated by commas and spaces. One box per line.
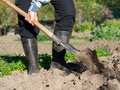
2, 0, 80, 56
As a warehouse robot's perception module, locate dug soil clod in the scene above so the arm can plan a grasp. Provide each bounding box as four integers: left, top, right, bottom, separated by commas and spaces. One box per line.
76, 48, 105, 74
75, 48, 120, 82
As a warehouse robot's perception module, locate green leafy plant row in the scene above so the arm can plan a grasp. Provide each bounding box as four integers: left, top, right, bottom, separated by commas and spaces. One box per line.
0, 55, 26, 77
90, 19, 120, 41
74, 22, 95, 32
0, 48, 110, 77
0, 52, 77, 77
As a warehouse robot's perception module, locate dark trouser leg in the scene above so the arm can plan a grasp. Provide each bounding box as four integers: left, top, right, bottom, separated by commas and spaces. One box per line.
21, 37, 39, 74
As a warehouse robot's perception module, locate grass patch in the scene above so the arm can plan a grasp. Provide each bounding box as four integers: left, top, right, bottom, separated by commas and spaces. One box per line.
37, 34, 51, 42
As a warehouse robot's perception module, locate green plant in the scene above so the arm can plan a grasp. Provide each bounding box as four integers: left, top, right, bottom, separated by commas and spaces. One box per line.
37, 34, 51, 42
0, 55, 26, 77
74, 22, 95, 32
0, 0, 17, 26
0, 52, 76, 77
95, 48, 110, 57
65, 52, 77, 61
90, 19, 120, 41
39, 53, 52, 69
75, 0, 103, 23
38, 3, 54, 20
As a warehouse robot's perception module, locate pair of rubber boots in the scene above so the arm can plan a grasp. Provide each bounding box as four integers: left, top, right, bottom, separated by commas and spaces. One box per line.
21, 30, 79, 74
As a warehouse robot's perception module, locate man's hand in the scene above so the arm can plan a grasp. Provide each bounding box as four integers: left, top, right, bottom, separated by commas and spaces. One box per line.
25, 12, 38, 26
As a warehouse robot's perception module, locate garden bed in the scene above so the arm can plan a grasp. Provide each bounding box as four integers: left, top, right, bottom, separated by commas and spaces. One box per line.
0, 32, 120, 90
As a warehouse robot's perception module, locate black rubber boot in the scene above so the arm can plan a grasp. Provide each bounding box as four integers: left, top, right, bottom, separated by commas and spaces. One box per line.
21, 38, 39, 74
50, 30, 80, 72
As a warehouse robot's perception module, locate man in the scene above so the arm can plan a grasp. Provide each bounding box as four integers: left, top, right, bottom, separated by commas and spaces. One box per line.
16, 0, 79, 74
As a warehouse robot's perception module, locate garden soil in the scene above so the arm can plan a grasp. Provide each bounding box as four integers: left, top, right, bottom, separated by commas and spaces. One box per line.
0, 32, 120, 90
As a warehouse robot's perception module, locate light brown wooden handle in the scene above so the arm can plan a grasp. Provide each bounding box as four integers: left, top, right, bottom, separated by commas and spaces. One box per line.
2, 0, 53, 38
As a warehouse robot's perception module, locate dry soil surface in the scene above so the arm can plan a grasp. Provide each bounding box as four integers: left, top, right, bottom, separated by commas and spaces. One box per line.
0, 32, 120, 90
